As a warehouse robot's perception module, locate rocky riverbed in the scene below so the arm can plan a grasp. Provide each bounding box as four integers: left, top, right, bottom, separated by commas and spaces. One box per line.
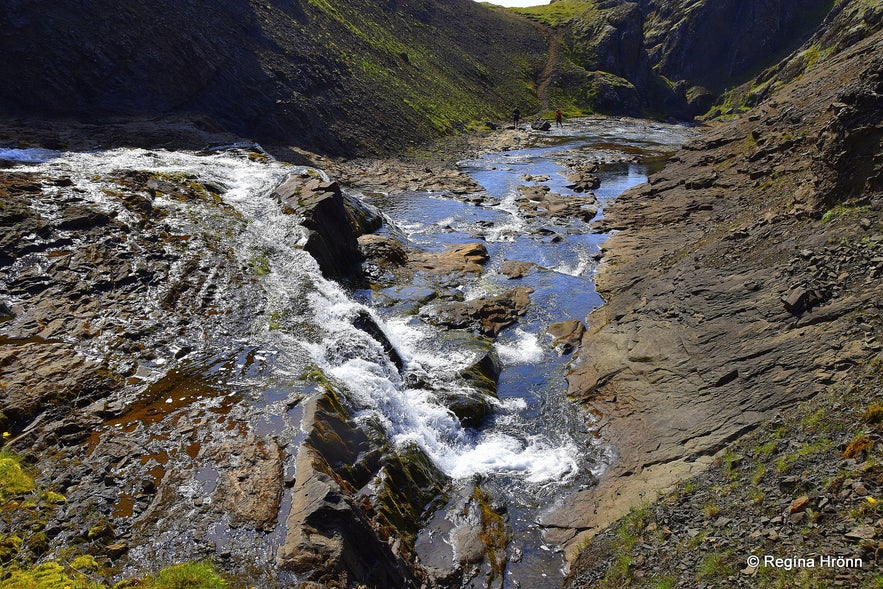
0, 118, 695, 588
1, 21, 879, 586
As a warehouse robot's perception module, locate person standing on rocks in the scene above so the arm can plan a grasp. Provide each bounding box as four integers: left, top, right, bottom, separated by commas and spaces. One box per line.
555, 109, 563, 128
513, 107, 521, 129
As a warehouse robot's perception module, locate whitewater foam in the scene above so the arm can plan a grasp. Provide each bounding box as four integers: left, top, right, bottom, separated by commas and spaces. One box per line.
20, 146, 584, 485
495, 329, 545, 365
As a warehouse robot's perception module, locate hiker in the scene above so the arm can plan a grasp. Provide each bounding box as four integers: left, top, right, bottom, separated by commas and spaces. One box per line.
513, 108, 521, 128
555, 109, 563, 128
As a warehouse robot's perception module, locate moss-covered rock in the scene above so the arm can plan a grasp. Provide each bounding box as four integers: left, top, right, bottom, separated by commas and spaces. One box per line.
0, 452, 35, 502
372, 444, 448, 546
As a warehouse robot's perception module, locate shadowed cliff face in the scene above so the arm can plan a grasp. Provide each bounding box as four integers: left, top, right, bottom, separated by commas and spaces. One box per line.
519, 0, 837, 118
0, 0, 546, 155
639, 0, 835, 93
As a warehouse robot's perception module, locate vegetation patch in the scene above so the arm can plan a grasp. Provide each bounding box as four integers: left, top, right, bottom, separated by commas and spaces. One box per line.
821, 202, 871, 223
0, 452, 35, 503
138, 562, 228, 589
512, 0, 600, 27
471, 486, 509, 585
566, 357, 883, 587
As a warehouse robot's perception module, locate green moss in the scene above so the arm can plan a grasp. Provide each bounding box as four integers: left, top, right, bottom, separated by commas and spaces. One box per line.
776, 438, 834, 472
372, 444, 447, 547
0, 561, 98, 589
512, 0, 600, 27
28, 532, 49, 557
751, 463, 767, 486
267, 310, 284, 331
821, 203, 871, 223
717, 450, 741, 480
139, 562, 227, 589
69, 555, 99, 573
300, 365, 337, 393
651, 578, 678, 589
801, 408, 828, 432
0, 558, 227, 589
86, 521, 114, 541
0, 452, 36, 502
697, 550, 735, 580
862, 403, 883, 424
756, 440, 778, 457
39, 492, 66, 505
247, 249, 270, 276
0, 535, 23, 564
471, 486, 509, 585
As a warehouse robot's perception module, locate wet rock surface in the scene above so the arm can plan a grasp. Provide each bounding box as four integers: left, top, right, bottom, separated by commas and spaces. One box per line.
0, 149, 462, 587
273, 172, 364, 281
516, 184, 599, 222
421, 288, 534, 337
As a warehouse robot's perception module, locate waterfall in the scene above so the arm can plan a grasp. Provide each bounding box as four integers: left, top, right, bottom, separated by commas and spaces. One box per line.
14, 146, 580, 484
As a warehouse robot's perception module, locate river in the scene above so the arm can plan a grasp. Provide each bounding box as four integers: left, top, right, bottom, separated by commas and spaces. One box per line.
351, 117, 696, 587
2, 117, 694, 588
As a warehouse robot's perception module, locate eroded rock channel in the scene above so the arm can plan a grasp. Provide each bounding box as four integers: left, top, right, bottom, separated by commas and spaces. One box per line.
0, 119, 694, 588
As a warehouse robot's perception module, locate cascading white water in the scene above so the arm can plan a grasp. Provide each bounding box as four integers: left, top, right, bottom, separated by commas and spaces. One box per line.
13, 146, 581, 484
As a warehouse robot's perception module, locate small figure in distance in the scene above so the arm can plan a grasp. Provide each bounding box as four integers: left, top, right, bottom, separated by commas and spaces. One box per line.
513, 107, 521, 129
555, 109, 563, 128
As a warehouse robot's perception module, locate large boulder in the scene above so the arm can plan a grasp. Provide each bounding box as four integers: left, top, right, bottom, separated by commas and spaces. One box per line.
421, 287, 533, 337
279, 386, 447, 586
273, 173, 363, 281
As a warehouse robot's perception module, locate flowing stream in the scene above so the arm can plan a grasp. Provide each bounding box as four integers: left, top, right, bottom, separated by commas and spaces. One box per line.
359, 118, 696, 587
5, 117, 694, 587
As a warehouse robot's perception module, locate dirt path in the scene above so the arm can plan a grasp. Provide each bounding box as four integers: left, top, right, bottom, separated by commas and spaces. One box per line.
536, 31, 564, 112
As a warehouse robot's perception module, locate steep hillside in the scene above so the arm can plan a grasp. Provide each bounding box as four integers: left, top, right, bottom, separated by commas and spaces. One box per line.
552, 1, 882, 584
0, 0, 546, 155
639, 0, 835, 95
515, 0, 836, 118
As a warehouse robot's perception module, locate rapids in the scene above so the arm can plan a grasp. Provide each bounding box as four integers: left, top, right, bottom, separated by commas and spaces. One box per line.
6, 116, 694, 587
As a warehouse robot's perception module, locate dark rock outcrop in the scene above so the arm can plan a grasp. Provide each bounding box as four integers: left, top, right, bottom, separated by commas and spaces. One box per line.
273, 173, 363, 281
279, 387, 446, 586
639, 0, 835, 95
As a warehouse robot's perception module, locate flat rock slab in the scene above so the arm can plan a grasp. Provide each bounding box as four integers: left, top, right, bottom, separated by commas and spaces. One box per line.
421, 287, 533, 337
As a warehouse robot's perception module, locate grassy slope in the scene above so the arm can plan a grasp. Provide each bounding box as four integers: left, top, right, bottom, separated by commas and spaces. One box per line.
0, 0, 547, 156
289, 0, 545, 142
512, 0, 600, 27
